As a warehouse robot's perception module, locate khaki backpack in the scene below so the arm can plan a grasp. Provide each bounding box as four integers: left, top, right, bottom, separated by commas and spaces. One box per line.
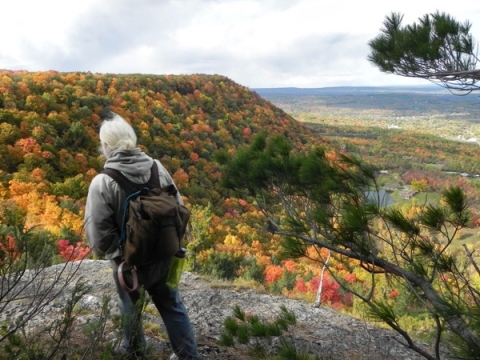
103, 162, 190, 269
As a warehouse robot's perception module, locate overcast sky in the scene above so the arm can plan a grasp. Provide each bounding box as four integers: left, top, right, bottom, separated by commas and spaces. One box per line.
2, 0, 480, 89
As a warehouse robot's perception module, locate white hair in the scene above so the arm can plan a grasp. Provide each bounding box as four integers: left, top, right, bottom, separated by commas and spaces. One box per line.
99, 114, 137, 157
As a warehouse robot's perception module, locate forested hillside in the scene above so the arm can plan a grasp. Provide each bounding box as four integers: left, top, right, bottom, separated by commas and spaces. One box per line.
2, 72, 480, 293
0, 70, 321, 234
1, 70, 348, 311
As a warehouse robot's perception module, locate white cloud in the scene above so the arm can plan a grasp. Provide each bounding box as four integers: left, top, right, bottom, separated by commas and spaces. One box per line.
1, 0, 479, 88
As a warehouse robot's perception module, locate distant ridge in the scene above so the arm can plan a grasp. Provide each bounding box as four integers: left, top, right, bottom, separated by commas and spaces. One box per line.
253, 85, 480, 116
252, 85, 446, 96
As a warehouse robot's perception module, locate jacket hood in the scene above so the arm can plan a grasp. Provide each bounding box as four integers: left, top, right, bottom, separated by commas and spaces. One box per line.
104, 148, 153, 177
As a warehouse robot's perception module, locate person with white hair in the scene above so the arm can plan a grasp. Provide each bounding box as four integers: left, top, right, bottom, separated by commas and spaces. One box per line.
84, 113, 202, 360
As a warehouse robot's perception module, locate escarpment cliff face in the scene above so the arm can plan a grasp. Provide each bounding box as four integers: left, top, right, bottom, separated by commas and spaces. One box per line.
1, 260, 438, 359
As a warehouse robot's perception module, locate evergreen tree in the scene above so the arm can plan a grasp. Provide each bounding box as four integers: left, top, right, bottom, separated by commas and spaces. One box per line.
368, 12, 480, 93
216, 133, 480, 360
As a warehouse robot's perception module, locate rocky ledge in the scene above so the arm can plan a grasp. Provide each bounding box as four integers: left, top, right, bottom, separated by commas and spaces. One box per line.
1, 260, 440, 359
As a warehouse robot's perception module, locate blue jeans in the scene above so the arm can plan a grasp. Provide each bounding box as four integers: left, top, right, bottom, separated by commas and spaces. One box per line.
111, 258, 202, 359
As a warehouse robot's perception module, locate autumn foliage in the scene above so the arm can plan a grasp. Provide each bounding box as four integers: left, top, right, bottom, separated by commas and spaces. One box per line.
0, 235, 20, 263
57, 239, 90, 262
0, 70, 321, 265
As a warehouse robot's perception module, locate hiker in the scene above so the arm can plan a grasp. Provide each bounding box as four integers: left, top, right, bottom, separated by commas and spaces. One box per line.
84, 113, 202, 360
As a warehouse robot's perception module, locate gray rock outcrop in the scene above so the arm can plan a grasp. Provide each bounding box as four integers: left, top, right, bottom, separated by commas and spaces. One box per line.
1, 260, 440, 359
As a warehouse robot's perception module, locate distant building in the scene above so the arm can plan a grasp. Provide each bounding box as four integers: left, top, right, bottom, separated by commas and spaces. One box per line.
399, 189, 417, 199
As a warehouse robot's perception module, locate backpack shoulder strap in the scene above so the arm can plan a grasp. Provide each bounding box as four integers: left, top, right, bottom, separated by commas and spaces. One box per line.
146, 161, 161, 189
102, 161, 161, 195
102, 168, 138, 195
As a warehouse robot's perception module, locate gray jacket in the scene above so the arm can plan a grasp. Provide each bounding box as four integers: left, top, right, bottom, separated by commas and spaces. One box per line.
84, 148, 183, 259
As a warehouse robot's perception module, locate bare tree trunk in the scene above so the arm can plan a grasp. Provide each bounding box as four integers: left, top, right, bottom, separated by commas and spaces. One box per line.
314, 250, 330, 308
